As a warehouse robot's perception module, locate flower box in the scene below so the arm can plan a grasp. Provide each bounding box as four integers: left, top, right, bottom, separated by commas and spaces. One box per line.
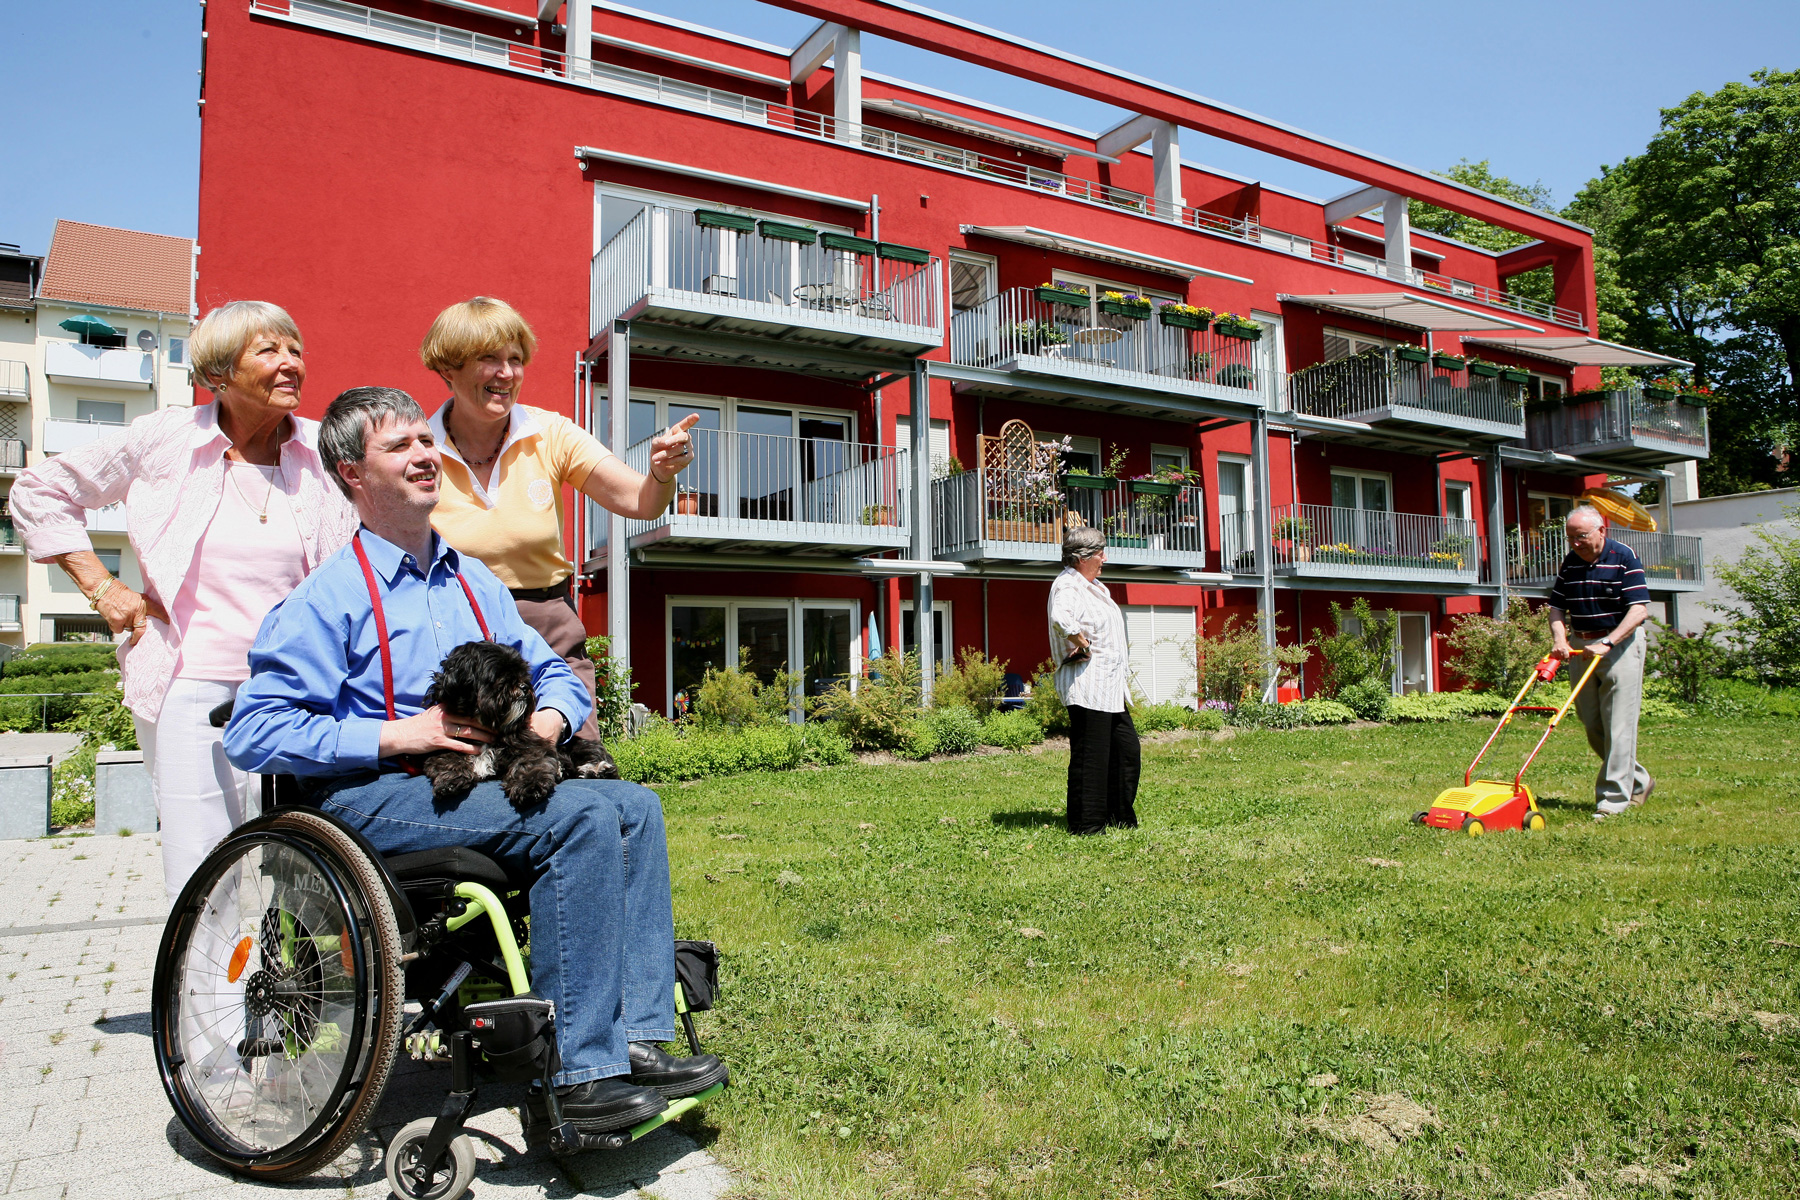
695, 209, 756, 234
1158, 309, 1206, 329
1395, 346, 1430, 364
758, 220, 817, 244
1682, 393, 1708, 408
1433, 354, 1467, 371
1499, 369, 1530, 384
1128, 481, 1179, 496
820, 232, 879, 256
1109, 535, 1149, 549
1643, 386, 1677, 402
1063, 474, 1117, 491
1099, 299, 1152, 319
876, 242, 930, 265
1467, 362, 1501, 378
1036, 286, 1089, 306
861, 504, 897, 526
1213, 320, 1261, 340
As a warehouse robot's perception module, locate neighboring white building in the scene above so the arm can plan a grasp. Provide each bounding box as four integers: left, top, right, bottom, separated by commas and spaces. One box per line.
1670, 486, 1799, 633
0, 221, 194, 648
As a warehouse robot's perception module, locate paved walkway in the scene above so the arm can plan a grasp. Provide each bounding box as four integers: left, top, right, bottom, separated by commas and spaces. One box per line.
0, 833, 734, 1199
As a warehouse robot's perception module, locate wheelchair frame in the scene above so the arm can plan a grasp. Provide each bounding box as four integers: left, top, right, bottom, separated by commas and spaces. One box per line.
151, 775, 724, 1200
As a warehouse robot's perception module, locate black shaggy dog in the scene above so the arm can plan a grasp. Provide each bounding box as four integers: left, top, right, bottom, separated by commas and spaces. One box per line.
420, 641, 619, 810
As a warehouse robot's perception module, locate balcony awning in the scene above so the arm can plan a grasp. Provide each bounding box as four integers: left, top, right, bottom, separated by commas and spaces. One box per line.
1462, 335, 1692, 368
1278, 292, 1543, 332
863, 99, 1118, 162
960, 225, 1252, 284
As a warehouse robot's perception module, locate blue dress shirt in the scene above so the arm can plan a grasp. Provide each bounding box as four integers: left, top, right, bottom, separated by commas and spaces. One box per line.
224, 528, 592, 777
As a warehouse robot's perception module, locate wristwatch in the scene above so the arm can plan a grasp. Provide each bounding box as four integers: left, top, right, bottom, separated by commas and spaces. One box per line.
1600, 636, 1615, 648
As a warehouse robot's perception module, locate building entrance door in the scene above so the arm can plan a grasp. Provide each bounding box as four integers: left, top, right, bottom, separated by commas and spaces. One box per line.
1397, 612, 1431, 694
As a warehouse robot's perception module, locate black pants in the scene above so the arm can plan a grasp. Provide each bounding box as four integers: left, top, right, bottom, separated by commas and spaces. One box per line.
1066, 705, 1141, 835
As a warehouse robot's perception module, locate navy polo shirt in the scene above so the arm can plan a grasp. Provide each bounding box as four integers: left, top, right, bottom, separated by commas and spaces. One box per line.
1549, 538, 1651, 636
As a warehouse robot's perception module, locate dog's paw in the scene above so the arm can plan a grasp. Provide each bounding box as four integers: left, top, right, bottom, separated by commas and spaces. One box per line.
564, 740, 621, 780
502, 749, 564, 812
421, 751, 476, 799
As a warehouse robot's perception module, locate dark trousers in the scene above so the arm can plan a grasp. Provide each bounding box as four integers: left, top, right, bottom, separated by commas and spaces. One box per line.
1066, 705, 1140, 835
512, 586, 602, 743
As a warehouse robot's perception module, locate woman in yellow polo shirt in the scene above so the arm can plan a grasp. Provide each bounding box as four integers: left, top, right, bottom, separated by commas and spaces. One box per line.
420, 297, 698, 740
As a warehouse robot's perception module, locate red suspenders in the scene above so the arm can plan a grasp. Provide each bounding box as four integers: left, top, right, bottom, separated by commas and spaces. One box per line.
352, 532, 490, 770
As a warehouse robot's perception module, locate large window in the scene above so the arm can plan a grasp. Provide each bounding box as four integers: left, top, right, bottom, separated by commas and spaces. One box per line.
666, 597, 860, 717
1444, 481, 1473, 522
1330, 470, 1392, 513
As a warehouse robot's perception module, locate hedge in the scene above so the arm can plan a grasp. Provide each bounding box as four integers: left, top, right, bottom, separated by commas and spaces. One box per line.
6, 646, 118, 677
614, 721, 853, 784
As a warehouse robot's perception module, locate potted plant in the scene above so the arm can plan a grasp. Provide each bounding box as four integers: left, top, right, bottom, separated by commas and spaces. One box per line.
862, 503, 896, 526
1158, 301, 1213, 330
1499, 368, 1530, 385
1099, 291, 1153, 319
1644, 377, 1679, 402
1063, 469, 1115, 491
675, 490, 701, 515
1396, 345, 1430, 364
1035, 281, 1090, 306
1466, 358, 1501, 378
1274, 514, 1313, 562
1433, 353, 1467, 371
1012, 320, 1068, 354
1212, 311, 1262, 340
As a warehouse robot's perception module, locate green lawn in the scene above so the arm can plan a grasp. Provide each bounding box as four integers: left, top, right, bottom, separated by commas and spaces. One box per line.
661, 716, 1800, 1199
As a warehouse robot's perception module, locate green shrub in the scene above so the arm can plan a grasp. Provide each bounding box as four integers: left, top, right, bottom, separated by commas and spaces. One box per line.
1183, 707, 1225, 732
612, 720, 851, 783
1296, 698, 1356, 724
1227, 700, 1308, 730
897, 721, 939, 760
1132, 702, 1190, 733
980, 711, 1045, 749
1311, 598, 1397, 699
1021, 660, 1069, 736
1646, 620, 1729, 705
812, 649, 923, 751
932, 648, 1007, 718
1444, 604, 1550, 693
1389, 691, 1512, 722
9, 644, 119, 676
50, 745, 97, 827
56, 684, 138, 749
1690, 678, 1800, 718
1337, 678, 1394, 722
1710, 503, 1800, 685
918, 706, 982, 756
584, 634, 636, 742
1183, 614, 1310, 705
691, 649, 797, 730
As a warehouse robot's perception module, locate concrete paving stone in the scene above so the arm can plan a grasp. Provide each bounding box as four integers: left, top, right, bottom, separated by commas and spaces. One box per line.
3, 1116, 79, 1162
0, 1185, 70, 1200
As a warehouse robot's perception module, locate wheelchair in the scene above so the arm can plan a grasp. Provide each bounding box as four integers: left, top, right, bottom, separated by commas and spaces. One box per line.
151, 775, 725, 1200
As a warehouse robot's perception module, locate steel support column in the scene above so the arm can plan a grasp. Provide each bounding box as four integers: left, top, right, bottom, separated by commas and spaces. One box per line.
1487, 449, 1508, 616
606, 319, 631, 668
910, 360, 934, 703
1251, 409, 1277, 701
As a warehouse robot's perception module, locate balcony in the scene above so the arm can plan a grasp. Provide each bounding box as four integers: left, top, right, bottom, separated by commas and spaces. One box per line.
86, 503, 127, 534
0, 517, 21, 554
0, 360, 26, 399
933, 468, 1209, 571
1270, 504, 1480, 584
948, 289, 1265, 412
43, 342, 154, 390
44, 417, 128, 454
1287, 350, 1525, 441
1508, 529, 1704, 593
591, 207, 941, 377
615, 428, 910, 558
0, 595, 18, 633
1526, 389, 1709, 465
0, 440, 25, 474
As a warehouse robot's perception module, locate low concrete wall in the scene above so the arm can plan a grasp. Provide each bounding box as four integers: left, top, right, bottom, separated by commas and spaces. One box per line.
95, 750, 155, 837
0, 754, 53, 841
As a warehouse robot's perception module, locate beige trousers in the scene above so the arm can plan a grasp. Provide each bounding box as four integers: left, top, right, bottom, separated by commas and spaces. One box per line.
1570, 629, 1651, 810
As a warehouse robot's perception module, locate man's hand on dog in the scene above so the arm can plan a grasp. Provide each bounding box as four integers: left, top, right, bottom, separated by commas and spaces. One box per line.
379, 705, 567, 758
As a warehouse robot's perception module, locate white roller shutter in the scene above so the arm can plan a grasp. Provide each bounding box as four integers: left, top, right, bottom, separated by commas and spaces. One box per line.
1123, 605, 1197, 705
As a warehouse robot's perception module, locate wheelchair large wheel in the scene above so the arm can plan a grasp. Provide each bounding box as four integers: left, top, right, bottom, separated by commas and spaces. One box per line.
152, 809, 405, 1180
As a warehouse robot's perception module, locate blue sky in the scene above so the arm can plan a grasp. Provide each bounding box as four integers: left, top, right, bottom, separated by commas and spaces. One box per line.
2, 0, 1794, 255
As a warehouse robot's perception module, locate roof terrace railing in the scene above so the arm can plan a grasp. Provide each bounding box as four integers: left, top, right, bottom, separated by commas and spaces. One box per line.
1525, 388, 1710, 457
255, 0, 1588, 331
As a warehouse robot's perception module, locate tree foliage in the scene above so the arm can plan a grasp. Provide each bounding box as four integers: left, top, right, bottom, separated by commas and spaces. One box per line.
1709, 504, 1800, 686
1445, 604, 1551, 694
1310, 598, 1397, 700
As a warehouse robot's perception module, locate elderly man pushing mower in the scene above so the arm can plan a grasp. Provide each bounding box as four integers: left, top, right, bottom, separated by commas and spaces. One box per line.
1546, 505, 1655, 821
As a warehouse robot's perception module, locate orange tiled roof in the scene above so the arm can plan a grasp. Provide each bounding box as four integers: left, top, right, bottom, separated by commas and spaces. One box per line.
38, 220, 192, 316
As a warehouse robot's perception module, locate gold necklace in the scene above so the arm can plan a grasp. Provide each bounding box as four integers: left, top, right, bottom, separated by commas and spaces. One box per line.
228, 458, 285, 523
448, 399, 506, 467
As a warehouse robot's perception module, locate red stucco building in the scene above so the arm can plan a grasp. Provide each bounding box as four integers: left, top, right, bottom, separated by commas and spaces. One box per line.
195, 0, 1708, 713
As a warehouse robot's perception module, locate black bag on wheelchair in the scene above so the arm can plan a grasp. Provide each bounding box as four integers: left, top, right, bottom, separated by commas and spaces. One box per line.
675, 940, 718, 1011
464, 993, 561, 1082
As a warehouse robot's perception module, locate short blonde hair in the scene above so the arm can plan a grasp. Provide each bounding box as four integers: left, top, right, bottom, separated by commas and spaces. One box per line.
420, 297, 537, 374
190, 301, 303, 392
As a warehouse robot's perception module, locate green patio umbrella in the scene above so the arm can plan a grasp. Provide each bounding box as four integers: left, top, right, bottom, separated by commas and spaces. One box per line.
58, 314, 118, 338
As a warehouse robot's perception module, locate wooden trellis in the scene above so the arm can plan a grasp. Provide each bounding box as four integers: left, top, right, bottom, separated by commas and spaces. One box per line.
974, 418, 1074, 543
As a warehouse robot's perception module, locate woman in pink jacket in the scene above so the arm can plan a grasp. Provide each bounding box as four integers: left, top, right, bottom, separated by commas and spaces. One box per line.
12, 301, 356, 899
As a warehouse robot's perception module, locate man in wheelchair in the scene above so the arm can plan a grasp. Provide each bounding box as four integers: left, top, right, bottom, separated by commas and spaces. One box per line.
207, 386, 724, 1175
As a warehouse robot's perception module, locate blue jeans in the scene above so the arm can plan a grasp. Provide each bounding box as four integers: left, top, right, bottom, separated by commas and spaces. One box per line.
309, 771, 677, 1086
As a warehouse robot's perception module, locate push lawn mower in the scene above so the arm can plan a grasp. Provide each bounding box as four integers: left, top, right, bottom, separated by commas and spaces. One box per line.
1414, 650, 1602, 836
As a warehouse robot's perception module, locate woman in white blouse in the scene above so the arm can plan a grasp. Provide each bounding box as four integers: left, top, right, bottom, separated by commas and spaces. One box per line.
1047, 526, 1140, 835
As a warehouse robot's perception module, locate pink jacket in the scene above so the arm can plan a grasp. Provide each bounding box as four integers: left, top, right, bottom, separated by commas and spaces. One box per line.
11, 404, 358, 721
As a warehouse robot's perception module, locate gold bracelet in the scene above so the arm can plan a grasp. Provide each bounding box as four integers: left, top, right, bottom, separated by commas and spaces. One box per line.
87, 577, 116, 611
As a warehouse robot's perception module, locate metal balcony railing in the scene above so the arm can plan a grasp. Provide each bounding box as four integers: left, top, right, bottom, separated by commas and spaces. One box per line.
932, 468, 1211, 568
0, 439, 24, 470
0, 360, 26, 399
1062, 477, 1207, 561
1526, 389, 1710, 457
932, 468, 1063, 559
950, 289, 1262, 399
1221, 507, 1259, 573
254, 0, 1589, 338
1507, 529, 1704, 589
1272, 503, 1480, 581
1287, 349, 1525, 429
620, 428, 908, 543
0, 518, 20, 547
0, 595, 18, 626
591, 207, 941, 339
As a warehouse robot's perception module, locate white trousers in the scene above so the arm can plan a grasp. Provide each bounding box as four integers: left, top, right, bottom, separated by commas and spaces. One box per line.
134, 678, 259, 903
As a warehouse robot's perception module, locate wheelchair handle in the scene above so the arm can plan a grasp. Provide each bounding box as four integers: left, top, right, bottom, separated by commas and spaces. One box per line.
208, 700, 235, 729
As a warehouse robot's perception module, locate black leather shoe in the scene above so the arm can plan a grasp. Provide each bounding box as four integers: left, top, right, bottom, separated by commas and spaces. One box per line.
628, 1041, 731, 1099
553, 1077, 667, 1132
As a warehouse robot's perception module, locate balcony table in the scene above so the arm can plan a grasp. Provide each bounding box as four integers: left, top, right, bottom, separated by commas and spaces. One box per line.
793, 281, 892, 320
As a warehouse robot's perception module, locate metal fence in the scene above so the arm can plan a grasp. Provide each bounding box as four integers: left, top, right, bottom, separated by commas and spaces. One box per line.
621, 428, 908, 541
950, 289, 1261, 395
1271, 503, 1480, 580
1063, 478, 1207, 556
933, 469, 1210, 562
0, 440, 22, 471
1525, 389, 1710, 455
592, 206, 940, 337
1287, 349, 1525, 428
1220, 507, 1258, 573
1509, 528, 1704, 588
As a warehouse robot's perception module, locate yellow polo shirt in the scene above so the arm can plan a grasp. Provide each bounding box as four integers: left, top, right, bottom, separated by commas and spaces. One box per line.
427, 402, 612, 591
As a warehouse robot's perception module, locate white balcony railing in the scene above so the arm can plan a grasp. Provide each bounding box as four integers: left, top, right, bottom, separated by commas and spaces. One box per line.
44, 417, 128, 455
86, 503, 128, 534
254, 0, 1588, 335
619, 428, 909, 547
1271, 503, 1480, 583
0, 440, 25, 471
933, 468, 1210, 569
43, 342, 153, 389
1526, 389, 1709, 459
950, 289, 1263, 403
0, 360, 26, 399
1287, 349, 1525, 432
0, 594, 19, 630
1509, 529, 1704, 590
591, 207, 941, 343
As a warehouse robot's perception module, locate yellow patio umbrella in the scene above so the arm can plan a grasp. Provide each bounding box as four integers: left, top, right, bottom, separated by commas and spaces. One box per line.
1577, 487, 1657, 532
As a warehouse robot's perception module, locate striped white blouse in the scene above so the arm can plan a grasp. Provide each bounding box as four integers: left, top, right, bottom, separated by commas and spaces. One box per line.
1047, 567, 1130, 713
